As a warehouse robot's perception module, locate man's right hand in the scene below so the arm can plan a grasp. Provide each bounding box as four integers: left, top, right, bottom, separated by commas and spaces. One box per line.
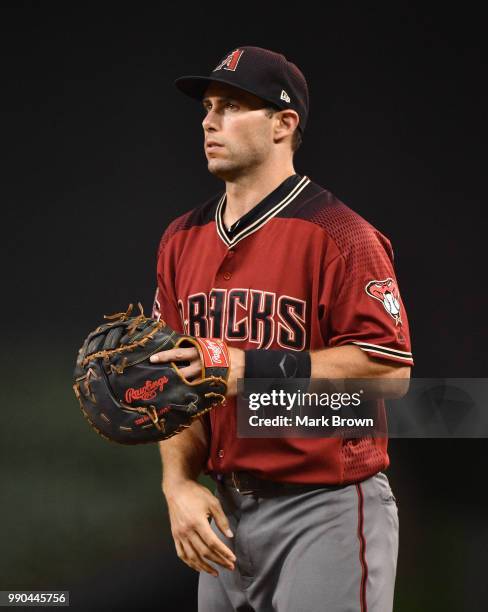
164, 480, 236, 577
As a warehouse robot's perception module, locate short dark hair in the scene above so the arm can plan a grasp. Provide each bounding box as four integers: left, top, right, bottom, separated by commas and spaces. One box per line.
264, 106, 302, 153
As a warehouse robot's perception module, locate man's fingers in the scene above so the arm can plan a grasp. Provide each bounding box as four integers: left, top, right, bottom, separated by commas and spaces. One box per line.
150, 345, 202, 381
196, 521, 236, 564
188, 532, 235, 571
174, 539, 185, 561
177, 362, 203, 381
179, 540, 218, 577
210, 500, 235, 539
150, 347, 199, 364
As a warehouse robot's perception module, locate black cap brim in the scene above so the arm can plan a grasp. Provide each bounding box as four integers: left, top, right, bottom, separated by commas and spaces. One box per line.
175, 76, 219, 100
174, 75, 282, 108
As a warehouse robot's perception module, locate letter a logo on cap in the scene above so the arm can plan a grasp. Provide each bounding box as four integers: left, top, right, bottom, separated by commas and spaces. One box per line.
214, 49, 245, 72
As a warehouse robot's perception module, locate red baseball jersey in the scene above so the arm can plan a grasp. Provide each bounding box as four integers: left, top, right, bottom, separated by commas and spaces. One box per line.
152, 174, 413, 484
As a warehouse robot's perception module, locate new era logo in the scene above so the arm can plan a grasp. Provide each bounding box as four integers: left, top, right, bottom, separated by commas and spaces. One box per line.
280, 90, 291, 103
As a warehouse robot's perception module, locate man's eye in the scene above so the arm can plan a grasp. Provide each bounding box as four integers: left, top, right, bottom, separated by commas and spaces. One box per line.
225, 102, 236, 109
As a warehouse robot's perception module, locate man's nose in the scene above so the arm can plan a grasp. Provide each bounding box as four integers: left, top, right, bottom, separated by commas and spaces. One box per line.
202, 108, 219, 131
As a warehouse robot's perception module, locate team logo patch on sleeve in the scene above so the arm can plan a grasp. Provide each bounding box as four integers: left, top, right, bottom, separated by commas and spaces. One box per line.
365, 278, 402, 325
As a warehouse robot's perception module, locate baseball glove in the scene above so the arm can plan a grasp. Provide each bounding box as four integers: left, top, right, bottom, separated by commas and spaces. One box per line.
73, 303, 230, 444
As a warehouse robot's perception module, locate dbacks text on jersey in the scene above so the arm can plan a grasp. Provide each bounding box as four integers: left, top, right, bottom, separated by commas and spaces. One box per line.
178, 288, 306, 350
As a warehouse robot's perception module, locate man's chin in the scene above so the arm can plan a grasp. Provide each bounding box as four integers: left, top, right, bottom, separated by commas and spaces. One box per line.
207, 160, 240, 181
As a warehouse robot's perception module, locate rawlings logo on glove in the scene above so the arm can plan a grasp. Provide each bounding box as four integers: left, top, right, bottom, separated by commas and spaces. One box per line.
73, 303, 230, 444
124, 376, 170, 403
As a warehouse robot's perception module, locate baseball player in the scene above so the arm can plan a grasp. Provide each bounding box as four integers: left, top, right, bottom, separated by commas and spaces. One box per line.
149, 46, 413, 612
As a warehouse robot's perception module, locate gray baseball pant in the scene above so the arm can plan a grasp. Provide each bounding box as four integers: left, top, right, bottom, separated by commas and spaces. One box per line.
198, 471, 399, 612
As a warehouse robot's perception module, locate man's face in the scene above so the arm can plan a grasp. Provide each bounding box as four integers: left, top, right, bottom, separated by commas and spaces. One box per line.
202, 82, 276, 180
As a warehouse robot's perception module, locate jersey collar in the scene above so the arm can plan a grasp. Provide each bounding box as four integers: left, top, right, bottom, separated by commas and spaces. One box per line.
215, 174, 311, 247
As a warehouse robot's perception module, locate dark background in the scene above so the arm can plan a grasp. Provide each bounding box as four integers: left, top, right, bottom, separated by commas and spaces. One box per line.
2, 3, 487, 611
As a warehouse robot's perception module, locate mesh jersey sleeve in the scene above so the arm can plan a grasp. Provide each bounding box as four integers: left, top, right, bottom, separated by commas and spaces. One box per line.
319, 216, 414, 366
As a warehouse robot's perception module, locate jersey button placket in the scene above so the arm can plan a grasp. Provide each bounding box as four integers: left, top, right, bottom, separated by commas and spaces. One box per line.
222, 248, 236, 281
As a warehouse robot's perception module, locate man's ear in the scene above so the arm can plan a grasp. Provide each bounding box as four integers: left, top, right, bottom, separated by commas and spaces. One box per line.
273, 110, 300, 142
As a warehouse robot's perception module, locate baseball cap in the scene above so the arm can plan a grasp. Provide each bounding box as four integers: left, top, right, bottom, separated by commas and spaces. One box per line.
174, 46, 309, 134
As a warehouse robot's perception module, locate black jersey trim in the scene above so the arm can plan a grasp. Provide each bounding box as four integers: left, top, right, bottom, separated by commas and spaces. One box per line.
215, 176, 312, 247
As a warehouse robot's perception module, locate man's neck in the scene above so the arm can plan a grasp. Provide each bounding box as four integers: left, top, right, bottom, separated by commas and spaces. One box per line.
223, 162, 296, 229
